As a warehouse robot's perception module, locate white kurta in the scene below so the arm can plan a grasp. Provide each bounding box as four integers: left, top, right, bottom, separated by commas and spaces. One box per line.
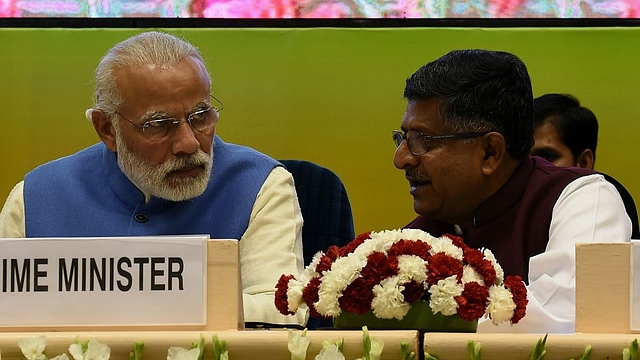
478, 174, 631, 333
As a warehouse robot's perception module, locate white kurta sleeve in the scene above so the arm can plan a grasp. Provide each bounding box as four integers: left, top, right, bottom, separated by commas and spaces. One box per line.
0, 181, 26, 238
479, 174, 631, 333
239, 165, 308, 326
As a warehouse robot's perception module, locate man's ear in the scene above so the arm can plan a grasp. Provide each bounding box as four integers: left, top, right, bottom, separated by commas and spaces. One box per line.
90, 109, 117, 152
576, 149, 595, 170
480, 132, 507, 176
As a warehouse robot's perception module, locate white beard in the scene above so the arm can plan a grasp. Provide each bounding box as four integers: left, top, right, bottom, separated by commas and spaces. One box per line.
113, 127, 213, 202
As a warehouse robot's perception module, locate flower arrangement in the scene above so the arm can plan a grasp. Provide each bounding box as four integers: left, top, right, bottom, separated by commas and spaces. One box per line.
275, 229, 528, 326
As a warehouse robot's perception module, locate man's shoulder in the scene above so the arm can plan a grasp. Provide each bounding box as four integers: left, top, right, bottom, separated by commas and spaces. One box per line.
520, 157, 601, 204
530, 156, 595, 178
27, 143, 105, 177
214, 137, 279, 165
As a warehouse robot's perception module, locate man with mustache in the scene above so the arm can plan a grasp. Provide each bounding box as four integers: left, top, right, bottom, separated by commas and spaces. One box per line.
0, 31, 306, 327
393, 49, 631, 333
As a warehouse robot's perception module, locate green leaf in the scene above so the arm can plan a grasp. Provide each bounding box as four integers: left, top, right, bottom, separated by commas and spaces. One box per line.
189, 334, 206, 360
400, 341, 416, 360
75, 337, 89, 353
362, 326, 371, 360
128, 341, 144, 360
212, 334, 228, 360
361, 326, 383, 360
529, 334, 548, 360
424, 352, 439, 360
579, 344, 591, 360
467, 340, 481, 360
623, 339, 639, 360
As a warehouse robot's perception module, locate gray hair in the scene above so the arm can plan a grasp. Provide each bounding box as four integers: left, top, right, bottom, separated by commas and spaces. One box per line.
89, 31, 209, 118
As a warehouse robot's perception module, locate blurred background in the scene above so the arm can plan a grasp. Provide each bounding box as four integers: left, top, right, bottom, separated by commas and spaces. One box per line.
1, 25, 639, 234
1, 0, 638, 18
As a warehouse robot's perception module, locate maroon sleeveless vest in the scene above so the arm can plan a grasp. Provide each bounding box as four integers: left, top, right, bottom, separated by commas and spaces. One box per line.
405, 156, 594, 282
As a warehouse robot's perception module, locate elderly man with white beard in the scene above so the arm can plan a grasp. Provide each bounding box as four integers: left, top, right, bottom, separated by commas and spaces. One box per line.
0, 31, 307, 328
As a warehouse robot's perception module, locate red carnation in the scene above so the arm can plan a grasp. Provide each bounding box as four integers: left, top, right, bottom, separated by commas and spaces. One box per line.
275, 274, 296, 315
316, 246, 340, 273
340, 277, 375, 314
326, 245, 341, 261
463, 247, 483, 264
455, 281, 489, 321
504, 275, 528, 323
388, 239, 432, 260
464, 247, 497, 285
401, 280, 426, 304
443, 233, 469, 251
339, 231, 372, 256
360, 252, 399, 282
302, 276, 325, 318
427, 253, 464, 285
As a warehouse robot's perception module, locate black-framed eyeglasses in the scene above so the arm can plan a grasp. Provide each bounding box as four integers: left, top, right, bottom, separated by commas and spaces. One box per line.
115, 94, 224, 141
392, 130, 489, 156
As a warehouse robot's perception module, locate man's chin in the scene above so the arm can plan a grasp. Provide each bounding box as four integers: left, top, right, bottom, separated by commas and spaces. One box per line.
413, 199, 434, 217
153, 189, 205, 202
151, 178, 208, 201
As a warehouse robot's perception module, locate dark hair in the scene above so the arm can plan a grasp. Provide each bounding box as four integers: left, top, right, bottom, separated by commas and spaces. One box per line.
404, 49, 534, 159
533, 93, 599, 162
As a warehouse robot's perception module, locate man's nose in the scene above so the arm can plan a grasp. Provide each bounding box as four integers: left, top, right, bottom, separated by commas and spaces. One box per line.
171, 120, 200, 155
393, 141, 420, 169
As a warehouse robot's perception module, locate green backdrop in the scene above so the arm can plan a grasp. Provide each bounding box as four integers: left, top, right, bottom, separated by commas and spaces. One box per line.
1, 27, 639, 234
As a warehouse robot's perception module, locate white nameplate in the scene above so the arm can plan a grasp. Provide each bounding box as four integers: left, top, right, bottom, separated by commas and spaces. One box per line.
631, 240, 640, 331
0, 236, 207, 327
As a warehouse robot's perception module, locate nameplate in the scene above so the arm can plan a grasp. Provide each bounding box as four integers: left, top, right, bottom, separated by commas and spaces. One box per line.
631, 240, 640, 331
0, 236, 207, 327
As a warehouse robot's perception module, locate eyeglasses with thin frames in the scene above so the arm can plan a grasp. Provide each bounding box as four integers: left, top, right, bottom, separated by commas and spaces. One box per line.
115, 94, 224, 141
392, 130, 489, 156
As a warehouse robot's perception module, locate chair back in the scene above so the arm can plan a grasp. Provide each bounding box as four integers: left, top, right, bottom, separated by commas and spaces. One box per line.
279, 160, 355, 330
279, 159, 355, 266
601, 173, 640, 239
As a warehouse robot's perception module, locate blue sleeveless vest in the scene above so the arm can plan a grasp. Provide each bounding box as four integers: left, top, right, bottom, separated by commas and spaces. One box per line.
24, 136, 279, 239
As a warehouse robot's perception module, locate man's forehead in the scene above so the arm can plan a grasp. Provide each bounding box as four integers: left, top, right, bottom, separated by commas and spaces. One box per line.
402, 99, 443, 130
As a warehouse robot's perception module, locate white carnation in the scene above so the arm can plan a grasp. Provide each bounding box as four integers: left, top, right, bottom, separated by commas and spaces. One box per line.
287, 278, 306, 313
371, 277, 411, 320
483, 249, 504, 284
286, 252, 325, 313
399, 228, 437, 242
428, 275, 463, 316
315, 254, 367, 317
429, 236, 464, 260
369, 229, 404, 252
461, 265, 484, 285
397, 255, 427, 283
303, 252, 323, 279
487, 285, 516, 325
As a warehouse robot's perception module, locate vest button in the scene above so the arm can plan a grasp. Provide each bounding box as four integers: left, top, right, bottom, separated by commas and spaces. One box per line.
135, 214, 149, 223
